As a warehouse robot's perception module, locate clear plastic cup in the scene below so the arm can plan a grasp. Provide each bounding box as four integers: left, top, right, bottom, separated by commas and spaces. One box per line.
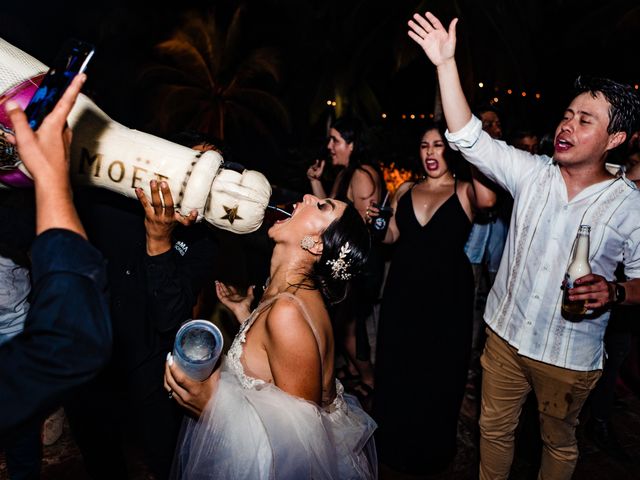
172, 320, 223, 381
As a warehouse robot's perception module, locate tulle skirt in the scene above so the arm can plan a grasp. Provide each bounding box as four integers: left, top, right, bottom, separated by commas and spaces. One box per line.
171, 360, 378, 479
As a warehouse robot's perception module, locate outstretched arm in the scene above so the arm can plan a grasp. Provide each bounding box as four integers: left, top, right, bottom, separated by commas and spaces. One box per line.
5, 74, 87, 237
408, 12, 471, 133
409, 12, 541, 196
0, 74, 112, 434
215, 281, 255, 323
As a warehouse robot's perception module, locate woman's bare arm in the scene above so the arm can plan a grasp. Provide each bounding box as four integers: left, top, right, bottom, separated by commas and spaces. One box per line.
349, 165, 381, 220
470, 166, 497, 210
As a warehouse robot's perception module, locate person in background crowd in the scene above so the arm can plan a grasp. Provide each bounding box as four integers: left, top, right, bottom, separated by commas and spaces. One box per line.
307, 116, 383, 408
0, 189, 42, 480
63, 126, 216, 479
461, 105, 513, 410
585, 128, 640, 461
510, 129, 540, 154
370, 123, 495, 475
169, 130, 271, 324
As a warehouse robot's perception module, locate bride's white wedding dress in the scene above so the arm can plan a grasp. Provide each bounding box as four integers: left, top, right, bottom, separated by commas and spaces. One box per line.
171, 292, 378, 479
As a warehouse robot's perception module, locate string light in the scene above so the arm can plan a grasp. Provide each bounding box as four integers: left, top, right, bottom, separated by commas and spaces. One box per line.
635, 84, 639, 90
326, 100, 332, 106
386, 82, 555, 118
331, 101, 337, 106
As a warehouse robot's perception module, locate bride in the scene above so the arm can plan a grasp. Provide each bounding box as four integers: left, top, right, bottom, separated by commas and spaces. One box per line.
164, 194, 377, 479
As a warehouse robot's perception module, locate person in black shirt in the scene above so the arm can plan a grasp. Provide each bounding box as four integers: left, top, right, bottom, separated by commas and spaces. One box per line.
0, 74, 111, 435
64, 145, 218, 479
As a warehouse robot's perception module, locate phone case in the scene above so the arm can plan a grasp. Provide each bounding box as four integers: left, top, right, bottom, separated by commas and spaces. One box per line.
24, 38, 94, 130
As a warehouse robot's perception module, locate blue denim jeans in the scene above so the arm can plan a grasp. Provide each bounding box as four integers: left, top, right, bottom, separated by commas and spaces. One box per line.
464, 217, 508, 273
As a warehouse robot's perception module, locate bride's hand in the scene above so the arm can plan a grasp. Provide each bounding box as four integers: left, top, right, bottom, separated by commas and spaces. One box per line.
164, 353, 219, 417
215, 281, 254, 323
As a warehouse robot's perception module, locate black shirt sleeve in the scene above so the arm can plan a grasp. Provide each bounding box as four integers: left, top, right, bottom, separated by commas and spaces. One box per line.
144, 224, 217, 332
0, 229, 112, 435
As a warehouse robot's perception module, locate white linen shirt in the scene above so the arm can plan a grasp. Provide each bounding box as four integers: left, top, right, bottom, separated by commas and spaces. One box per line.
446, 116, 640, 371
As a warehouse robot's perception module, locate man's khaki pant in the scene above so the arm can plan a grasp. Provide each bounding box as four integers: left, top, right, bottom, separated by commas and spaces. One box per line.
479, 329, 601, 480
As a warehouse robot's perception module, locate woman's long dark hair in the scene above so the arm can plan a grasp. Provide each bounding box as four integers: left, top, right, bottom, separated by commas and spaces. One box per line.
308, 204, 370, 305
331, 117, 383, 201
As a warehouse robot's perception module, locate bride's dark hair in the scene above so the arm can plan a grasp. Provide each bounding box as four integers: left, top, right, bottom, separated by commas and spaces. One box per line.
308, 204, 370, 304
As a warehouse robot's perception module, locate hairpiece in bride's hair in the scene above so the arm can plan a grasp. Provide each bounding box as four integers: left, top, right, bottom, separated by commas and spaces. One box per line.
326, 242, 352, 281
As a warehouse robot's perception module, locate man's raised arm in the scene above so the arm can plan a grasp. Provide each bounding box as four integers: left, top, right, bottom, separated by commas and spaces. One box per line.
408, 12, 470, 133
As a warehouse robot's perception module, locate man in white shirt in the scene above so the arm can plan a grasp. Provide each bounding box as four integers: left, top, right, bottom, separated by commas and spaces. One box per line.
408, 11, 640, 480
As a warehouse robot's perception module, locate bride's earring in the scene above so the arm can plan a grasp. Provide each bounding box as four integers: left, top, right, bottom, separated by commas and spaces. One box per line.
301, 235, 316, 251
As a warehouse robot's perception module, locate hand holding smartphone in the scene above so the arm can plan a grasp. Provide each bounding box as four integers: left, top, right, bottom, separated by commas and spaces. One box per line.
24, 38, 95, 130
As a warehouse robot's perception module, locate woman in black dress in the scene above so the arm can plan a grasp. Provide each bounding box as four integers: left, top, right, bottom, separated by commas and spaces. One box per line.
370, 124, 496, 475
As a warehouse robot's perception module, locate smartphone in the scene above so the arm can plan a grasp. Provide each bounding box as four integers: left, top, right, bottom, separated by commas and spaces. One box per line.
24, 39, 95, 130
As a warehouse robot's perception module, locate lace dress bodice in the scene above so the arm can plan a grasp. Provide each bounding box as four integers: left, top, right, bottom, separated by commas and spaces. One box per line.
226, 301, 268, 389
225, 293, 345, 410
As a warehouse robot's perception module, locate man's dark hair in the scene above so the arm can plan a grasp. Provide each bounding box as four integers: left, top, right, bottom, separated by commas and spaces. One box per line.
574, 76, 640, 139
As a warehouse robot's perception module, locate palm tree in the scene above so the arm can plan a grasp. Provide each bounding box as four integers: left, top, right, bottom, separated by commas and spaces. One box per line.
270, 0, 399, 126
138, 4, 289, 153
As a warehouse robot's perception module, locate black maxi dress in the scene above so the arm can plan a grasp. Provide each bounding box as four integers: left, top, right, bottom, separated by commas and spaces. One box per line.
373, 181, 474, 474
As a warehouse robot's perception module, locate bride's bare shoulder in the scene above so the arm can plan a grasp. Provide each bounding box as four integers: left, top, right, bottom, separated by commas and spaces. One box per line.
265, 294, 318, 339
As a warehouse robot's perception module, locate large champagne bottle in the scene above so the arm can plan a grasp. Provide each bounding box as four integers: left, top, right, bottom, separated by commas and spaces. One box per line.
561, 225, 591, 320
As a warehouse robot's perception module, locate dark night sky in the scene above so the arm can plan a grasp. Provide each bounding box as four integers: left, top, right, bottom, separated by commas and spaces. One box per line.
1, 0, 638, 181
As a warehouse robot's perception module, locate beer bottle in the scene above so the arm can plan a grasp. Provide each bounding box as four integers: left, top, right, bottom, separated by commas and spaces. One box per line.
561, 225, 591, 320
